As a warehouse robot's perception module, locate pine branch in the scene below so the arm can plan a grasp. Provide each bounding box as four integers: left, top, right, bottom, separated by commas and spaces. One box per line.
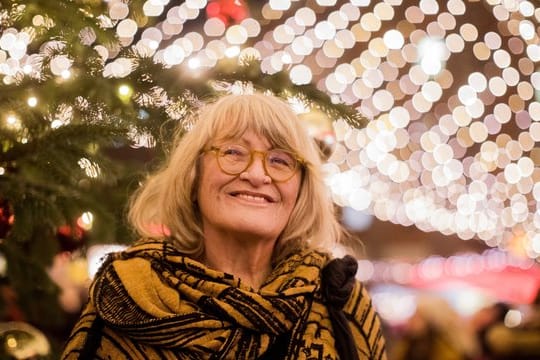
2, 0, 114, 50
134, 57, 369, 129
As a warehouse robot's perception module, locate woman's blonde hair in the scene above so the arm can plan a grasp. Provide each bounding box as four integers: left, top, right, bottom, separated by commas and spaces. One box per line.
128, 92, 344, 260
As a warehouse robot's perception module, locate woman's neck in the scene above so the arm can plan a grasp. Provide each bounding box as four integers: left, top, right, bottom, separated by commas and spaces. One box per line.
202, 234, 275, 290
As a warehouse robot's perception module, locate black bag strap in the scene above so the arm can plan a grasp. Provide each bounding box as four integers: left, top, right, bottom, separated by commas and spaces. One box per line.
258, 330, 292, 360
321, 255, 360, 360
78, 315, 104, 359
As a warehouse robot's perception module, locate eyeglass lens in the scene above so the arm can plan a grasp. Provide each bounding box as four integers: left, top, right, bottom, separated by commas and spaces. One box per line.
217, 144, 297, 181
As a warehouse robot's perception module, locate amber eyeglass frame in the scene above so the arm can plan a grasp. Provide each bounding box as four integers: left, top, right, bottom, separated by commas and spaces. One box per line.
204, 144, 306, 182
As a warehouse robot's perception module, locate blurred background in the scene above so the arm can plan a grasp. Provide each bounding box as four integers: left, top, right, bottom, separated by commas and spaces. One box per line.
1, 0, 540, 358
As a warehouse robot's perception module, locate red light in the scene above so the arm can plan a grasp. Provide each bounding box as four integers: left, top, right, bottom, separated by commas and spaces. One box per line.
206, 0, 248, 25
206, 2, 221, 18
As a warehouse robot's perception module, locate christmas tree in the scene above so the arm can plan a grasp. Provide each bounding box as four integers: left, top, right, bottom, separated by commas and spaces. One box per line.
0, 1, 365, 356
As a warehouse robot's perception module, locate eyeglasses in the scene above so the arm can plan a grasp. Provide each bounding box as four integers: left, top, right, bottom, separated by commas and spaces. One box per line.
205, 144, 305, 182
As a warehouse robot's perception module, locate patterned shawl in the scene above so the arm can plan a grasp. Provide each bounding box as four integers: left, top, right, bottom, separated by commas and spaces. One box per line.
62, 240, 387, 359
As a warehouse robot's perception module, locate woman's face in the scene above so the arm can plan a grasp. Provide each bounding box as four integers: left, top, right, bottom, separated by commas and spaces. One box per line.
197, 130, 302, 244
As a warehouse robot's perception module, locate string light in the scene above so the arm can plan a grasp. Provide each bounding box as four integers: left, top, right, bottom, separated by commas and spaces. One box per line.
60, 69, 71, 79
78, 158, 100, 178
77, 212, 94, 231
224, 45, 240, 57
116, 82, 134, 102
27, 96, 37, 107
188, 57, 201, 69
6, 115, 20, 129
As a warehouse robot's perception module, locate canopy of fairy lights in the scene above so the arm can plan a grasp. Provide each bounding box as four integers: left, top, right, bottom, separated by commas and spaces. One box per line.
1, 0, 540, 260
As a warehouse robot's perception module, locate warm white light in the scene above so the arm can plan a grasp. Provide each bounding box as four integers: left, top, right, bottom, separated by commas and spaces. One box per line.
458, 85, 477, 106
50, 55, 72, 76
389, 107, 410, 128
117, 19, 138, 37
422, 81, 442, 102
6, 115, 18, 126
273, 24, 295, 44
27, 96, 37, 107
420, 0, 439, 14
295, 7, 316, 26
226, 25, 248, 45
289, 64, 312, 85
118, 84, 132, 97
60, 69, 71, 79
51, 120, 64, 129
317, 0, 337, 5
77, 212, 94, 231
526, 44, 540, 62
314, 21, 336, 40
78, 158, 100, 178
291, 36, 314, 55
185, 0, 207, 9
531, 234, 540, 253
188, 58, 200, 69
418, 37, 446, 75
204, 18, 226, 37
224, 46, 240, 58
269, 0, 291, 11
241, 18, 261, 37
383, 30, 404, 49
519, 20, 535, 40
163, 45, 185, 65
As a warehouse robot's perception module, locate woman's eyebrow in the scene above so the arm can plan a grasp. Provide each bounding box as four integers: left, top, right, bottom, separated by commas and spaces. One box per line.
220, 137, 273, 149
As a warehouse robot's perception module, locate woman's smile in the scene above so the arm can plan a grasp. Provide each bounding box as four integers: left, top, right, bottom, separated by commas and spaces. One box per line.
229, 190, 276, 203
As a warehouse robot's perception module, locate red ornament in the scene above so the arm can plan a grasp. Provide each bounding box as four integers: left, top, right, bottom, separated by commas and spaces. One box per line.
57, 224, 86, 251
0, 199, 14, 239
206, 0, 248, 26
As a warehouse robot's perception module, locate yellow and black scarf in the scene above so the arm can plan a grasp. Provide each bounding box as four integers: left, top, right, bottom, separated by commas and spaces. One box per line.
62, 240, 387, 359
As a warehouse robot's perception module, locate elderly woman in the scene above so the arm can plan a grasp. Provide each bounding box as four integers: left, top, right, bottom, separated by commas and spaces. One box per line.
62, 93, 387, 359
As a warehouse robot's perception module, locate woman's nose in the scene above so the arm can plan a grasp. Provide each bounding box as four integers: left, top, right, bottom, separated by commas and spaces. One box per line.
240, 155, 272, 185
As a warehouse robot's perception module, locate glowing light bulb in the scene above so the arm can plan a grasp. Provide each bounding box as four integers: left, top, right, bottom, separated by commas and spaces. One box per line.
61, 69, 71, 79
418, 37, 446, 75
225, 46, 240, 58
188, 58, 200, 69
6, 115, 18, 126
77, 211, 94, 230
27, 96, 37, 107
383, 30, 405, 49
117, 84, 133, 103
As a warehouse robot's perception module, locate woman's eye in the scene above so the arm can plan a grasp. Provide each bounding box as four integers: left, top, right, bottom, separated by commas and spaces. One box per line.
269, 154, 293, 167
222, 147, 245, 156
